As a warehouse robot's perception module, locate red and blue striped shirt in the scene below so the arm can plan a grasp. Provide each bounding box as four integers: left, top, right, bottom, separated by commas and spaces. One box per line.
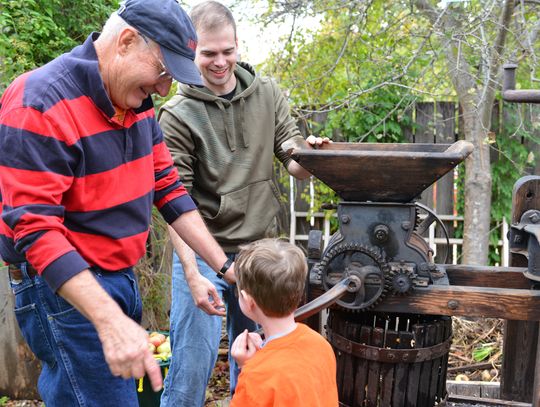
0, 33, 196, 291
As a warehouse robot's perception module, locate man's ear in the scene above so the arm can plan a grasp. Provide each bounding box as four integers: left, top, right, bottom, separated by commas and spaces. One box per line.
117, 28, 139, 56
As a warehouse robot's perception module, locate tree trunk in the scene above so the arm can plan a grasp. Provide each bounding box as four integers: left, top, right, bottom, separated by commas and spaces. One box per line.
462, 132, 492, 265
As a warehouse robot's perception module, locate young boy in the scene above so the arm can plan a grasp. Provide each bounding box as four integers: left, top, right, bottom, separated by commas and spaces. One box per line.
230, 238, 339, 406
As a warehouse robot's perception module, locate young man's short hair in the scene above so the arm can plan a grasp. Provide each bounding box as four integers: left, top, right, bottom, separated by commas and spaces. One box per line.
190, 1, 237, 37
235, 238, 307, 317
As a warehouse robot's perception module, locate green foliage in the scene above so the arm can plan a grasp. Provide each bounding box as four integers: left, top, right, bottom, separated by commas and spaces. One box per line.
321, 88, 415, 143
259, 0, 540, 265
472, 343, 494, 362
0, 396, 9, 406
0, 0, 118, 92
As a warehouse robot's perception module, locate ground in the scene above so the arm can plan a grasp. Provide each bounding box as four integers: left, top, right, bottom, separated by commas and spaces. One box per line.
1, 317, 504, 407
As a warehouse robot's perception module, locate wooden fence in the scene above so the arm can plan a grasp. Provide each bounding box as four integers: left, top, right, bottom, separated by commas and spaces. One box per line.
279, 101, 540, 265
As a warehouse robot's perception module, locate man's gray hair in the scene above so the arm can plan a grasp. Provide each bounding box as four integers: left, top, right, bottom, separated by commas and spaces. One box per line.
100, 13, 132, 41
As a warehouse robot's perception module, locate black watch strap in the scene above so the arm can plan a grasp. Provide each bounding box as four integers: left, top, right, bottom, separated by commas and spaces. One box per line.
217, 258, 233, 279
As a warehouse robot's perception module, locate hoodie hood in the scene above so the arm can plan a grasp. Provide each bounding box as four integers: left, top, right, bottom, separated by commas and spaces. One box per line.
177, 62, 258, 151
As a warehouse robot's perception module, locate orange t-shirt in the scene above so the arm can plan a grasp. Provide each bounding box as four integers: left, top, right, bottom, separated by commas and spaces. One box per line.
230, 323, 338, 407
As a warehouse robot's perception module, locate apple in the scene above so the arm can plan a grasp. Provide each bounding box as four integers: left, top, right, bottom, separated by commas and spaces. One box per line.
156, 341, 171, 355
149, 334, 166, 348
148, 343, 156, 353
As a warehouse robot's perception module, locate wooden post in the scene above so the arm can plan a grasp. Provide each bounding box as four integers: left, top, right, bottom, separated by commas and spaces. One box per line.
500, 176, 540, 402
434, 102, 457, 263
415, 102, 435, 209
0, 266, 41, 399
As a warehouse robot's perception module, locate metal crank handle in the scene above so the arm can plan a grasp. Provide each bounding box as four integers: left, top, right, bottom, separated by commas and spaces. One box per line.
294, 275, 362, 322
252, 275, 362, 336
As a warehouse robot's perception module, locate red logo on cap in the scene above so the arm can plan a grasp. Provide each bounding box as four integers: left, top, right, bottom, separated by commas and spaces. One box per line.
187, 39, 197, 51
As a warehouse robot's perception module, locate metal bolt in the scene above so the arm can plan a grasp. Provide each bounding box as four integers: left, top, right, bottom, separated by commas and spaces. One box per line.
374, 224, 389, 242
401, 221, 411, 231
341, 215, 351, 224
447, 300, 459, 310
529, 212, 540, 224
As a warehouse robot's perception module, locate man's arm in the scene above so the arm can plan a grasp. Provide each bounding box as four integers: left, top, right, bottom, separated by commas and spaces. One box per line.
57, 270, 163, 391
170, 209, 235, 283
286, 135, 331, 179
168, 225, 228, 315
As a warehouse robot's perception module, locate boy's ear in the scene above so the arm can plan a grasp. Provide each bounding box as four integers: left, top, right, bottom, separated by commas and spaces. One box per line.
240, 289, 256, 310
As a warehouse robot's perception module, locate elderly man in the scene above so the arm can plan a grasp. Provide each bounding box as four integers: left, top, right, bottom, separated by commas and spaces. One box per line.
0, 0, 233, 405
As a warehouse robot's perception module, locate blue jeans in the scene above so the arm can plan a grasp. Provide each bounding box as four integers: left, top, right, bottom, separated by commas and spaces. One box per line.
9, 264, 142, 407
160, 253, 257, 407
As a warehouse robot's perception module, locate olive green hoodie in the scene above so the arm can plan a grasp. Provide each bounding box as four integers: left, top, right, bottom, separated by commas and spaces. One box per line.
159, 62, 304, 252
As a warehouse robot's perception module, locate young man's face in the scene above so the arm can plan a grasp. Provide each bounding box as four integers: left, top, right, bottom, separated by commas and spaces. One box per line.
194, 24, 238, 95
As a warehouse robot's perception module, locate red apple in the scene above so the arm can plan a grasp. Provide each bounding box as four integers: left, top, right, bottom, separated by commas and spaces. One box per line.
149, 335, 165, 348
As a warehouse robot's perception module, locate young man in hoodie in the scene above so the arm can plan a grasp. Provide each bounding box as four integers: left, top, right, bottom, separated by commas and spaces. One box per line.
158, 2, 328, 406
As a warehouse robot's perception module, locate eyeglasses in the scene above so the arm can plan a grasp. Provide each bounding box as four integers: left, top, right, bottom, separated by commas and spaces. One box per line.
138, 32, 173, 81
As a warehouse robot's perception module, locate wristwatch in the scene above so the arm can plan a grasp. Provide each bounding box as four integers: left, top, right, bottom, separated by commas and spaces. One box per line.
216, 258, 233, 279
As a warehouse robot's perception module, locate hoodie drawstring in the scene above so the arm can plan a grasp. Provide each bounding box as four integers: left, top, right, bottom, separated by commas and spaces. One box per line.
216, 100, 236, 152
240, 97, 248, 148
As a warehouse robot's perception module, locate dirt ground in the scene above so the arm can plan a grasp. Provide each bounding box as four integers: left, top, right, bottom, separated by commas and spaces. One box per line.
1, 317, 503, 407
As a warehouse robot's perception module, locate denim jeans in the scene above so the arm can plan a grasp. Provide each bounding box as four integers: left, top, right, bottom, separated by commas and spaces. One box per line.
9, 263, 142, 407
160, 253, 257, 407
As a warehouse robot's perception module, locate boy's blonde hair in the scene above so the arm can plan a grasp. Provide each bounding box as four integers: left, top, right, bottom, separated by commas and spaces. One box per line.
235, 238, 307, 317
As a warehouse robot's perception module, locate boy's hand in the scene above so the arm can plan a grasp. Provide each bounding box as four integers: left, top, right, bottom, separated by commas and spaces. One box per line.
231, 329, 262, 368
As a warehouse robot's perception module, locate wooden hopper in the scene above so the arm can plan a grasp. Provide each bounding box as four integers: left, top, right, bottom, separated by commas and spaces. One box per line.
283, 139, 473, 202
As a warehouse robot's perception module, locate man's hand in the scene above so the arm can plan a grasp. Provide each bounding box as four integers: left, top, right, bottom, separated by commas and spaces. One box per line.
187, 274, 226, 316
306, 135, 331, 148
57, 270, 163, 392
97, 315, 163, 391
286, 135, 332, 180
231, 329, 263, 368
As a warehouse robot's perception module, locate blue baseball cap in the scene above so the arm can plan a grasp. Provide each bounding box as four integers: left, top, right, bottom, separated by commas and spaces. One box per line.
117, 0, 203, 85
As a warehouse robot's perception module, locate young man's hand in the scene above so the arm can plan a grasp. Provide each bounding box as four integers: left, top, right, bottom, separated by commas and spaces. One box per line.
187, 274, 226, 316
231, 329, 262, 368
305, 135, 331, 148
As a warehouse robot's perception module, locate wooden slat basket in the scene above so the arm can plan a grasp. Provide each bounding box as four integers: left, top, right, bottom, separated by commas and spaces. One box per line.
328, 310, 452, 407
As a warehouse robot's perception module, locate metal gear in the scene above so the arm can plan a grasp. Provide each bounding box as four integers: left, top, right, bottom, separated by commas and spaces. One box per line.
389, 268, 416, 295
319, 242, 391, 311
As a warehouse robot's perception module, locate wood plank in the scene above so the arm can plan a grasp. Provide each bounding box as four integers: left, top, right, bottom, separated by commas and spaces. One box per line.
0, 267, 41, 399
372, 285, 540, 321
401, 104, 414, 143
392, 330, 413, 407
428, 320, 445, 404
332, 314, 347, 399
501, 176, 540, 403
341, 321, 357, 404
366, 327, 384, 407
381, 330, 397, 407
443, 265, 531, 289
438, 318, 452, 400
405, 324, 424, 406
435, 102, 457, 263
417, 322, 436, 405
448, 393, 531, 406
353, 325, 372, 406
415, 102, 435, 209
447, 380, 500, 398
